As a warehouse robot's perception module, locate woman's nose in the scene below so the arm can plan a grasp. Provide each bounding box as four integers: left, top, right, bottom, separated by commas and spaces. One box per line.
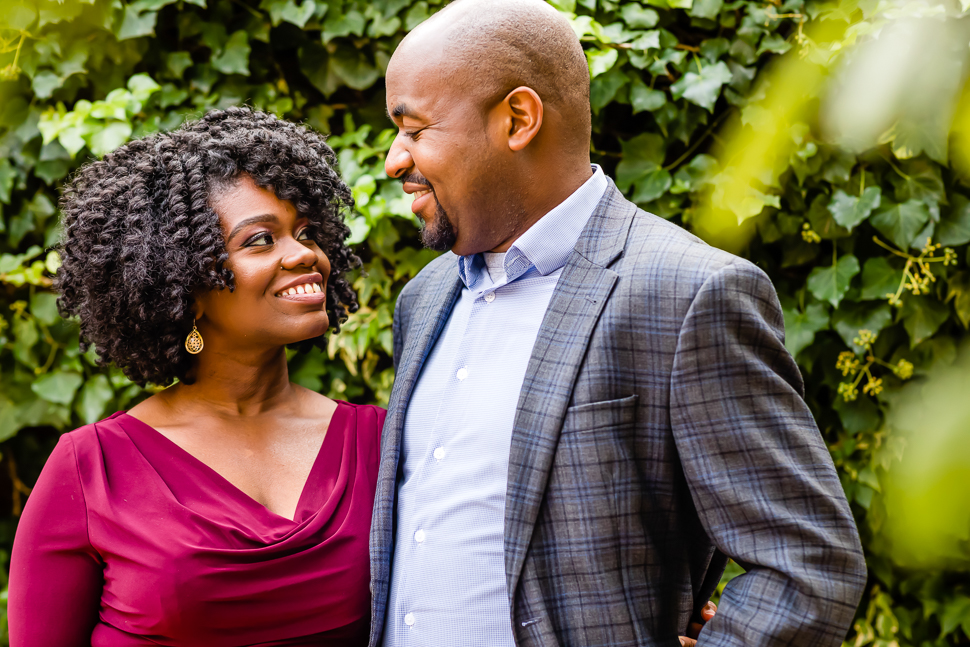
385, 133, 412, 179
282, 236, 320, 269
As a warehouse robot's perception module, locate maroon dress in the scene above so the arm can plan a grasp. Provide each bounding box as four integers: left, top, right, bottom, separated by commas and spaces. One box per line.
8, 401, 384, 646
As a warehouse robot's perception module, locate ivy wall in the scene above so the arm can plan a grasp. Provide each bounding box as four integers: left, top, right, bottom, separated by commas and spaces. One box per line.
0, 0, 968, 643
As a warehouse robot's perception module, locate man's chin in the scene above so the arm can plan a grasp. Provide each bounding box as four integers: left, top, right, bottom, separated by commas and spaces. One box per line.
419, 205, 458, 252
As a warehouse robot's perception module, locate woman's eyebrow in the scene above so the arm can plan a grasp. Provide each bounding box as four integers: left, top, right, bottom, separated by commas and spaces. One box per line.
227, 214, 279, 243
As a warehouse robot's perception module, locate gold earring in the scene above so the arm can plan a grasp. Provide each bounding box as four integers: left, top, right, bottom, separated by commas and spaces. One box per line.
185, 321, 204, 355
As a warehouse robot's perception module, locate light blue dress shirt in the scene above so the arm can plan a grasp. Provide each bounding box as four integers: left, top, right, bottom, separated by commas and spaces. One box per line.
384, 166, 608, 647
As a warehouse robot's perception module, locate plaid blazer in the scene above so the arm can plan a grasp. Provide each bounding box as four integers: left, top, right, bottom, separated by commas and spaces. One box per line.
369, 182, 867, 647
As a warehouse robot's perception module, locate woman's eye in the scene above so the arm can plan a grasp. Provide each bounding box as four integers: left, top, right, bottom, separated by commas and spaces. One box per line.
296, 228, 314, 241
245, 232, 274, 247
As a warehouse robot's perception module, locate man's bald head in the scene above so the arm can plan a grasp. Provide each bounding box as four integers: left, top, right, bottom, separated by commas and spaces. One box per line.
391, 0, 592, 150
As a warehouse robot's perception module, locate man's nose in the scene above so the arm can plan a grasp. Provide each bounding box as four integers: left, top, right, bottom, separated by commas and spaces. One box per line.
385, 133, 412, 179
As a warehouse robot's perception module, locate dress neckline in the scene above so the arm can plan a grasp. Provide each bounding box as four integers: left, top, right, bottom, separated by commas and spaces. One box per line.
114, 401, 351, 525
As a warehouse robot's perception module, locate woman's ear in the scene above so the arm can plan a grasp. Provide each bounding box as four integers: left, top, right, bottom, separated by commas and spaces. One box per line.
504, 86, 543, 152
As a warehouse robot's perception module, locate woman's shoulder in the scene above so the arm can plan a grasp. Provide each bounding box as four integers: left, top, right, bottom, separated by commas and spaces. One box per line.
60, 412, 129, 451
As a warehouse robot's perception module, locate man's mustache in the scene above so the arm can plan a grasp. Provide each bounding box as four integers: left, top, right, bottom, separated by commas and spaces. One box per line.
400, 173, 434, 192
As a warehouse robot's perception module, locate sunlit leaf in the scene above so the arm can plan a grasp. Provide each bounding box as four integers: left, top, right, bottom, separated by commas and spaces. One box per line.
670, 61, 732, 111
117, 7, 158, 40
828, 186, 881, 231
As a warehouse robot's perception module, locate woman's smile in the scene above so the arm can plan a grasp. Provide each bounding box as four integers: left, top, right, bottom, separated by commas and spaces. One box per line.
274, 272, 326, 302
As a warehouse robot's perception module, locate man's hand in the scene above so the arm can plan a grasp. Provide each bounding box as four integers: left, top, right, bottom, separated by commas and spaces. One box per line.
678, 602, 717, 647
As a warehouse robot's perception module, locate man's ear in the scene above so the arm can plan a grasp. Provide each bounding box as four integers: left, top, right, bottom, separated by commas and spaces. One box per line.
504, 86, 543, 152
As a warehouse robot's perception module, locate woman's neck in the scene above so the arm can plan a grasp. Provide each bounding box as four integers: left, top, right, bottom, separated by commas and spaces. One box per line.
166, 345, 297, 419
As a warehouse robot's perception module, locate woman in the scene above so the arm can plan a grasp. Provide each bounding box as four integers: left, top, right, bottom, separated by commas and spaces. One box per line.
8, 107, 380, 645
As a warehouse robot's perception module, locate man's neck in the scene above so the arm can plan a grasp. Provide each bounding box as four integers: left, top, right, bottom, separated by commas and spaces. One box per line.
488, 161, 593, 253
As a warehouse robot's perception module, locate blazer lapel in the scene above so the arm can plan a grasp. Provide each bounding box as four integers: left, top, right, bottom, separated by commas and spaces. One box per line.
369, 259, 462, 647
504, 182, 637, 600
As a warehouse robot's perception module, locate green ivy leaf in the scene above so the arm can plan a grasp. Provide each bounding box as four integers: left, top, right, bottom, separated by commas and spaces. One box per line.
29, 292, 59, 326
330, 45, 380, 91
670, 61, 732, 111
587, 48, 619, 78
31, 370, 84, 405
615, 133, 666, 191
946, 271, 970, 328
828, 186, 881, 231
900, 296, 950, 348
807, 254, 860, 308
690, 0, 723, 18
620, 3, 659, 27
630, 76, 666, 113
166, 52, 194, 77
935, 194, 970, 247
88, 122, 133, 157
323, 7, 366, 42
941, 595, 970, 635
871, 200, 930, 250
76, 374, 114, 424
117, 7, 158, 40
260, 0, 316, 27
631, 168, 672, 203
590, 65, 627, 111
0, 159, 15, 204
860, 257, 903, 301
211, 30, 251, 75
782, 302, 829, 357
31, 71, 64, 100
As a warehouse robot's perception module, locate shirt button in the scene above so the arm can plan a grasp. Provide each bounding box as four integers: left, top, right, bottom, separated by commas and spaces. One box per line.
484, 292, 496, 303
433, 446, 445, 460
414, 529, 426, 543
404, 612, 415, 626
456, 367, 468, 381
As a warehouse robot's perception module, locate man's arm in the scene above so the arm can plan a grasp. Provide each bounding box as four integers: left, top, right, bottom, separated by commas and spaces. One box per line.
669, 260, 866, 647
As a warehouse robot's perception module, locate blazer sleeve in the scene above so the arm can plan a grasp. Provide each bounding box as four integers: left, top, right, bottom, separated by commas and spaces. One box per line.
8, 434, 103, 647
669, 260, 866, 647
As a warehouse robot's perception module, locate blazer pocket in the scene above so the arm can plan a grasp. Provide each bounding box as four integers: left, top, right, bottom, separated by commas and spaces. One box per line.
562, 394, 638, 434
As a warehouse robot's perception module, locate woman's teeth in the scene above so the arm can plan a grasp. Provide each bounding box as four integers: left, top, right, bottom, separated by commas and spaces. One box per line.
277, 282, 323, 296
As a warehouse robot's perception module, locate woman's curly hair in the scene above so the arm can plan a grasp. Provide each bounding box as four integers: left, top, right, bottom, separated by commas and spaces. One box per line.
55, 106, 360, 387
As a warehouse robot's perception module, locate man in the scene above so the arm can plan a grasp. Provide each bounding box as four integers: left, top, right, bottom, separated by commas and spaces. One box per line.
369, 0, 867, 645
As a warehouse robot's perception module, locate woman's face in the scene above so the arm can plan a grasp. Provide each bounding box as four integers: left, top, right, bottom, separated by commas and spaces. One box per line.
195, 175, 332, 351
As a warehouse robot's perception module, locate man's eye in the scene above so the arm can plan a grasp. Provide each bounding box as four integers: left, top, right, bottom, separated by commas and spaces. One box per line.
404, 129, 421, 141
245, 232, 274, 247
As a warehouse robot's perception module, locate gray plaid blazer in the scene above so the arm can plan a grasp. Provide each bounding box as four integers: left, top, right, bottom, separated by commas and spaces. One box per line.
369, 181, 867, 647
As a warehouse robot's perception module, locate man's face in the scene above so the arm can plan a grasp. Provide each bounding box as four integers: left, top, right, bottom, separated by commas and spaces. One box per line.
384, 44, 512, 256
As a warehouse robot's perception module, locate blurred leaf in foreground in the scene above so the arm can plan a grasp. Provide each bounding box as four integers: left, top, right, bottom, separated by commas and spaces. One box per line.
883, 347, 970, 570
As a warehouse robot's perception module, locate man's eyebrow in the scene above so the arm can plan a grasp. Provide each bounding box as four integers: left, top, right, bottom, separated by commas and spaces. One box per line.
227, 214, 279, 243
390, 103, 419, 120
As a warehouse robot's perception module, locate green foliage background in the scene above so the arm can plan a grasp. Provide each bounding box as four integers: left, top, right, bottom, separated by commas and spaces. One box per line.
0, 0, 968, 643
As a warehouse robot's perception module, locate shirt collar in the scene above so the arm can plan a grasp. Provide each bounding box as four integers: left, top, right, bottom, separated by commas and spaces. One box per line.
457, 165, 608, 288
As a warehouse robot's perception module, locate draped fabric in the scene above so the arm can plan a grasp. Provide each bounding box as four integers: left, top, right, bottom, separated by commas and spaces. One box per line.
10, 401, 384, 647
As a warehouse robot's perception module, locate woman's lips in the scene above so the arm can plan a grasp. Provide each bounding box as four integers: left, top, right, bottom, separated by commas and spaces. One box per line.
276, 291, 326, 304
